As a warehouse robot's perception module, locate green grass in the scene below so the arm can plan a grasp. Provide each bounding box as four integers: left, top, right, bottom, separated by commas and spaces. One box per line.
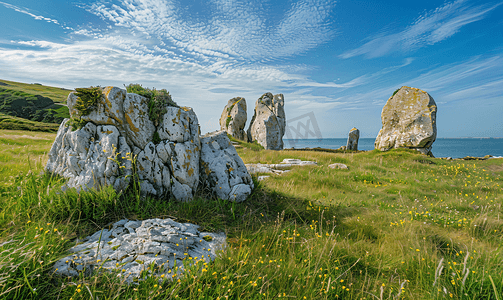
227, 134, 264, 151
0, 79, 71, 104
1, 131, 502, 299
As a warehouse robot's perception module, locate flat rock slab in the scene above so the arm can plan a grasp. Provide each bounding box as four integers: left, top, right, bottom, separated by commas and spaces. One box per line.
328, 163, 349, 170
246, 158, 317, 175
53, 218, 225, 284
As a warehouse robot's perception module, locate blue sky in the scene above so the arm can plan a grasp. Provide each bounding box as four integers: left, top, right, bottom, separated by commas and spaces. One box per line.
1, 0, 502, 138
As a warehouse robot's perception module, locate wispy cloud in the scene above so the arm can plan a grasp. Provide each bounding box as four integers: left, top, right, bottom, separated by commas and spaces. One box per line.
0, 1, 60, 25
340, 0, 502, 59
86, 0, 336, 63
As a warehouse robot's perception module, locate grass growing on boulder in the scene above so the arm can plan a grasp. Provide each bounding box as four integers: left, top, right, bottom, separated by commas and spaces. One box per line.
73, 87, 102, 116
66, 87, 103, 130
125, 84, 178, 126
1, 130, 502, 299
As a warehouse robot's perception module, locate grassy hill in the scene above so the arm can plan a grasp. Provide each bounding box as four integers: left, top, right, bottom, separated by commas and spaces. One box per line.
0, 79, 71, 104
0, 79, 70, 131
0, 131, 502, 299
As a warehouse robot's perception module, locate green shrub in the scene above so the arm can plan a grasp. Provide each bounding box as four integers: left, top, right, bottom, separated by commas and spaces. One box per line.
125, 84, 178, 126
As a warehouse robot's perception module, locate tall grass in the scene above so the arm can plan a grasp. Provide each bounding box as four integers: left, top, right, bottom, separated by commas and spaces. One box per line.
1, 130, 502, 299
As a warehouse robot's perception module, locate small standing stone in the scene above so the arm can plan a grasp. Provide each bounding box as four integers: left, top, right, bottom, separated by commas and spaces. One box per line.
346, 128, 359, 151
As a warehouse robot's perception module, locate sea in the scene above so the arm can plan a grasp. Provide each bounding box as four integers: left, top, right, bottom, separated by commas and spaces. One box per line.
283, 138, 503, 159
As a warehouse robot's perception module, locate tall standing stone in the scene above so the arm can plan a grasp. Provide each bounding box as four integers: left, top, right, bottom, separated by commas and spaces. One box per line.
219, 97, 247, 141
247, 93, 286, 150
346, 128, 360, 151
374, 86, 437, 156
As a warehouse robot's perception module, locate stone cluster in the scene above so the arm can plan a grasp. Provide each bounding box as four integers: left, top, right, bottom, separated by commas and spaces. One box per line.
374, 86, 437, 156
45, 86, 253, 202
219, 93, 286, 150
53, 218, 225, 283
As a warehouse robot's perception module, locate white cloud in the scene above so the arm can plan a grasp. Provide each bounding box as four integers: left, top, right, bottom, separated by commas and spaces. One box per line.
340, 0, 502, 59
0, 1, 60, 25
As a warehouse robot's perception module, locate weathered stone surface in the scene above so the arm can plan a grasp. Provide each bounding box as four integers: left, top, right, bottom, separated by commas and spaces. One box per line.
346, 128, 359, 151
200, 131, 254, 202
219, 97, 247, 141
53, 218, 226, 283
46, 86, 252, 203
328, 163, 349, 170
66, 87, 155, 149
46, 120, 132, 193
375, 86, 437, 156
247, 93, 286, 150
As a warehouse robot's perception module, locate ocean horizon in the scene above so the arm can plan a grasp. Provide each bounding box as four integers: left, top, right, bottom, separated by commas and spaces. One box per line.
283, 138, 503, 159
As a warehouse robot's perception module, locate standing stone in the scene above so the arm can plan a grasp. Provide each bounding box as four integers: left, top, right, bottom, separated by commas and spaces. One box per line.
200, 131, 254, 202
247, 93, 286, 150
346, 128, 360, 151
374, 86, 437, 156
219, 97, 247, 141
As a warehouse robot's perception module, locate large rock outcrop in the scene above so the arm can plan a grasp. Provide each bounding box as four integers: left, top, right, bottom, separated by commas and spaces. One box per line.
374, 86, 437, 156
46, 86, 253, 202
219, 97, 247, 141
199, 131, 254, 203
247, 93, 286, 150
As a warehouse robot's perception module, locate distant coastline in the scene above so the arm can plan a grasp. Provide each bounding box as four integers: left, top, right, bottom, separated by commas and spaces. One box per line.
283, 138, 503, 158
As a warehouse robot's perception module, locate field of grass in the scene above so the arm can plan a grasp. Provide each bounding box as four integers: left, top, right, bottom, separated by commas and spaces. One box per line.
0, 79, 71, 104
0, 130, 502, 299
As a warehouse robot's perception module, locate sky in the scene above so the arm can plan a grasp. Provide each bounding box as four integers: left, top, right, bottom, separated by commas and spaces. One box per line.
0, 0, 502, 138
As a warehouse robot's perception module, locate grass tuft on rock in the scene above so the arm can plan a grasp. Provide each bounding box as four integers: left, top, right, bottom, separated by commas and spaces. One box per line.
125, 84, 178, 126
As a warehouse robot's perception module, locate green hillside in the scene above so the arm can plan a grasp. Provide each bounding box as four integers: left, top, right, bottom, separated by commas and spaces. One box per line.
0, 113, 60, 132
0, 79, 70, 130
0, 79, 71, 103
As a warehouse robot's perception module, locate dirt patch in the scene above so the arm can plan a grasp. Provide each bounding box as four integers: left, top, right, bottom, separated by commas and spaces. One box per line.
486, 164, 503, 173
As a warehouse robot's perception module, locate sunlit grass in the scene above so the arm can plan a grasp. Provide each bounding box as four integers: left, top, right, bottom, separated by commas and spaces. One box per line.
1, 130, 502, 299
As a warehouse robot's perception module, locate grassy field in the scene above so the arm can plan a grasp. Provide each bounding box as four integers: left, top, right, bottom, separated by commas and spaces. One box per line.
0, 130, 502, 299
